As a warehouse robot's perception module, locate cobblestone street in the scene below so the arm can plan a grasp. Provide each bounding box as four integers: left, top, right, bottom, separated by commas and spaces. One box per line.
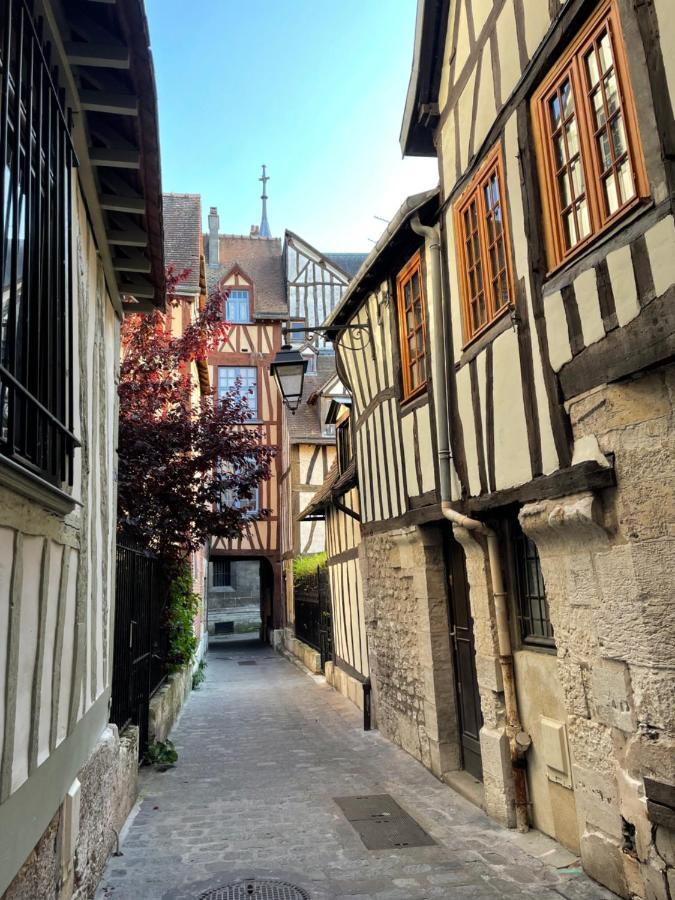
96, 639, 617, 900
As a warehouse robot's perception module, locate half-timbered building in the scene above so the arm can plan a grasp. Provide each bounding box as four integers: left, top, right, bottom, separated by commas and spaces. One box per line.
316, 1, 674, 898
0, 0, 165, 895
204, 208, 287, 641
162, 193, 210, 661
279, 230, 365, 663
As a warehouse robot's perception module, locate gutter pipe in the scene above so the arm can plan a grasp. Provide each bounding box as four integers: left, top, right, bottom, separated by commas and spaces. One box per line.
410, 216, 531, 833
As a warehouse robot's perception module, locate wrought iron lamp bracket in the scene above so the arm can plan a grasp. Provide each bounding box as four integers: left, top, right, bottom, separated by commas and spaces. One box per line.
281, 323, 373, 356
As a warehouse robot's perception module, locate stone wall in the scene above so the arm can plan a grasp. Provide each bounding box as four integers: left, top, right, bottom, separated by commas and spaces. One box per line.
148, 666, 193, 746
360, 525, 461, 780
3, 725, 138, 900
518, 367, 675, 899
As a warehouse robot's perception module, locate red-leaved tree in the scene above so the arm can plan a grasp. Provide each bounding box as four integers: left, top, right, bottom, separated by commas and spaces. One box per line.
117, 267, 275, 568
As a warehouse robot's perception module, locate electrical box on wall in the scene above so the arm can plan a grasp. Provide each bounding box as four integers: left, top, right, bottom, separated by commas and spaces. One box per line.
539, 717, 573, 789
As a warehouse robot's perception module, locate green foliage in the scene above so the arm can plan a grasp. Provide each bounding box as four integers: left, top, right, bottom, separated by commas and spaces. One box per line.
192, 659, 207, 690
166, 565, 199, 672
293, 552, 326, 594
144, 739, 178, 768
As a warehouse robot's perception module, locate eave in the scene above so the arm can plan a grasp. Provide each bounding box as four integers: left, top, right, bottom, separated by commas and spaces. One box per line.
399, 0, 450, 157
46, 0, 165, 314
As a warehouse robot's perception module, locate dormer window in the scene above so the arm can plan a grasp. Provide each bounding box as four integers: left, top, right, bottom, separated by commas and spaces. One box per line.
225, 289, 251, 323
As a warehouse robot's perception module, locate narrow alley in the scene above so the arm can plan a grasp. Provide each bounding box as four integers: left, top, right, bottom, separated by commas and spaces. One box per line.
96, 642, 616, 900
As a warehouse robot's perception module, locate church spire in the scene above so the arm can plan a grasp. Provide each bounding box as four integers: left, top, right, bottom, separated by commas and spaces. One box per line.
259, 164, 271, 238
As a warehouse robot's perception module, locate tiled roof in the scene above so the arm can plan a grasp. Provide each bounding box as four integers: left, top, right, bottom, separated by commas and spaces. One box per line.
205, 234, 288, 318
162, 194, 202, 294
326, 252, 368, 279
286, 354, 336, 443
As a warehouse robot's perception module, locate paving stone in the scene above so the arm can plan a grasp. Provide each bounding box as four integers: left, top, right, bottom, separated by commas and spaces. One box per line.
95, 638, 617, 900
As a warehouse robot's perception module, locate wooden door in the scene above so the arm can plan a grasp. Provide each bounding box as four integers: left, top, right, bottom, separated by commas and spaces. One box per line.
447, 539, 484, 781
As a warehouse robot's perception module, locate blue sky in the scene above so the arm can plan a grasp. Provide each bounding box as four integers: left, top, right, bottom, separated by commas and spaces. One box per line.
145, 0, 438, 252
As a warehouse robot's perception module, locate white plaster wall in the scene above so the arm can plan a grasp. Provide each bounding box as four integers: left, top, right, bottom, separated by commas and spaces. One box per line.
492, 329, 532, 490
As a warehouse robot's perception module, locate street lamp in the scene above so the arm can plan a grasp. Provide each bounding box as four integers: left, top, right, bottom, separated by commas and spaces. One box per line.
270, 344, 308, 413
271, 324, 372, 412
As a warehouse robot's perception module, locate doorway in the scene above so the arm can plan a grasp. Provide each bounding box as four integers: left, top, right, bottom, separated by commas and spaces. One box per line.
446, 539, 483, 781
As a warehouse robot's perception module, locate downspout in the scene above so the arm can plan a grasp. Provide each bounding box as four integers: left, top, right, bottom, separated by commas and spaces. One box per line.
411, 216, 531, 833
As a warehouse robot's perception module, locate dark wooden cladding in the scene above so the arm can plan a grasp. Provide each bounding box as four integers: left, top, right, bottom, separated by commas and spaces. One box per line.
561, 285, 584, 356
630, 235, 656, 309
558, 287, 675, 401
514, 278, 543, 478
464, 458, 615, 513
595, 260, 618, 333
516, 102, 573, 469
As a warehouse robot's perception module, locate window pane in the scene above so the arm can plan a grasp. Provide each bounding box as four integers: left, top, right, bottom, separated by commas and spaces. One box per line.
561, 80, 573, 117
610, 114, 627, 158
563, 209, 577, 249
603, 174, 620, 215
617, 159, 635, 204
598, 31, 613, 74
597, 129, 612, 171
549, 93, 561, 129
565, 118, 579, 157
576, 199, 591, 239
604, 72, 619, 117
558, 171, 572, 207
586, 49, 600, 87
592, 89, 606, 127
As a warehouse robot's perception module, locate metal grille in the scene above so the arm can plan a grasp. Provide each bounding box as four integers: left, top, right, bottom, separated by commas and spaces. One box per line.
198, 880, 310, 900
0, 0, 78, 485
110, 542, 169, 750
513, 526, 554, 646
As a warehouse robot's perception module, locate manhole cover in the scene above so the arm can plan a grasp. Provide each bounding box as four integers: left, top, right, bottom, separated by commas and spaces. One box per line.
198, 880, 310, 900
237, 660, 257, 666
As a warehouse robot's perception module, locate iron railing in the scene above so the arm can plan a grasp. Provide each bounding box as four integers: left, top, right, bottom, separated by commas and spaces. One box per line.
110, 542, 169, 752
295, 567, 332, 671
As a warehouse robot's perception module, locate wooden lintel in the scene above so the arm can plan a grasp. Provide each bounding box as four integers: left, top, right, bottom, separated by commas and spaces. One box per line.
112, 252, 151, 273
100, 193, 145, 214
89, 148, 140, 169
66, 42, 129, 68
80, 90, 138, 116
107, 227, 148, 247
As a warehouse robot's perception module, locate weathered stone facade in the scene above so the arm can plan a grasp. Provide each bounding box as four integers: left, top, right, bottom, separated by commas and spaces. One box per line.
360, 526, 460, 781
515, 367, 675, 899
4, 725, 138, 900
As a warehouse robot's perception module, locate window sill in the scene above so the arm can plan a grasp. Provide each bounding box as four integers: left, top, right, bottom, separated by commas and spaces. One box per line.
457, 305, 514, 368
0, 456, 79, 516
400, 385, 428, 412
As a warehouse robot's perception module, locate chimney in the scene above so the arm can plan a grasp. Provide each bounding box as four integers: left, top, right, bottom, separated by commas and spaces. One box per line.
250, 224, 260, 237
207, 206, 219, 267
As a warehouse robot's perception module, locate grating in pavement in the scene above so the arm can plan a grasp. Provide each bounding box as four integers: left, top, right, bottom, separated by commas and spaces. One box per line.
198, 879, 310, 899
237, 660, 257, 666
334, 794, 436, 850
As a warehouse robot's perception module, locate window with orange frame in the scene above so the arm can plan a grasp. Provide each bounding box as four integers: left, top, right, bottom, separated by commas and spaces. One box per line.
454, 144, 515, 345
531, 0, 649, 271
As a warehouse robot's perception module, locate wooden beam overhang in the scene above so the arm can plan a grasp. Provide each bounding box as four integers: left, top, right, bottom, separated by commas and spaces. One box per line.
50, 0, 166, 311
112, 251, 151, 273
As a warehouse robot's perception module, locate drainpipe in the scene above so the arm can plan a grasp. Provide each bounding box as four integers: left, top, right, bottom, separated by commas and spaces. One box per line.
410, 216, 531, 833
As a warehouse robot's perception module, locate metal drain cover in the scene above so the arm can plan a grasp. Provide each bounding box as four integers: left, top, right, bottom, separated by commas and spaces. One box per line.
237, 660, 257, 666
198, 880, 310, 900
334, 794, 435, 850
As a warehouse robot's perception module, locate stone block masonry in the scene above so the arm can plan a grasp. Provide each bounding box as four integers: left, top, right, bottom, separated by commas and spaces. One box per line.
359, 525, 462, 782
4, 725, 138, 900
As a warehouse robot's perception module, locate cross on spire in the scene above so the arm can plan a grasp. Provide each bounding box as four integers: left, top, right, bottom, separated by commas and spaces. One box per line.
259, 164, 271, 238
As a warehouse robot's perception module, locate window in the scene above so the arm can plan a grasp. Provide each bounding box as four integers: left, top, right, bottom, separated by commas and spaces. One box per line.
218, 366, 257, 417
224, 483, 259, 516
396, 252, 427, 399
225, 289, 250, 323
532, 1, 648, 270
1, 0, 78, 486
337, 418, 352, 473
212, 558, 231, 588
454, 145, 515, 344
512, 525, 554, 646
